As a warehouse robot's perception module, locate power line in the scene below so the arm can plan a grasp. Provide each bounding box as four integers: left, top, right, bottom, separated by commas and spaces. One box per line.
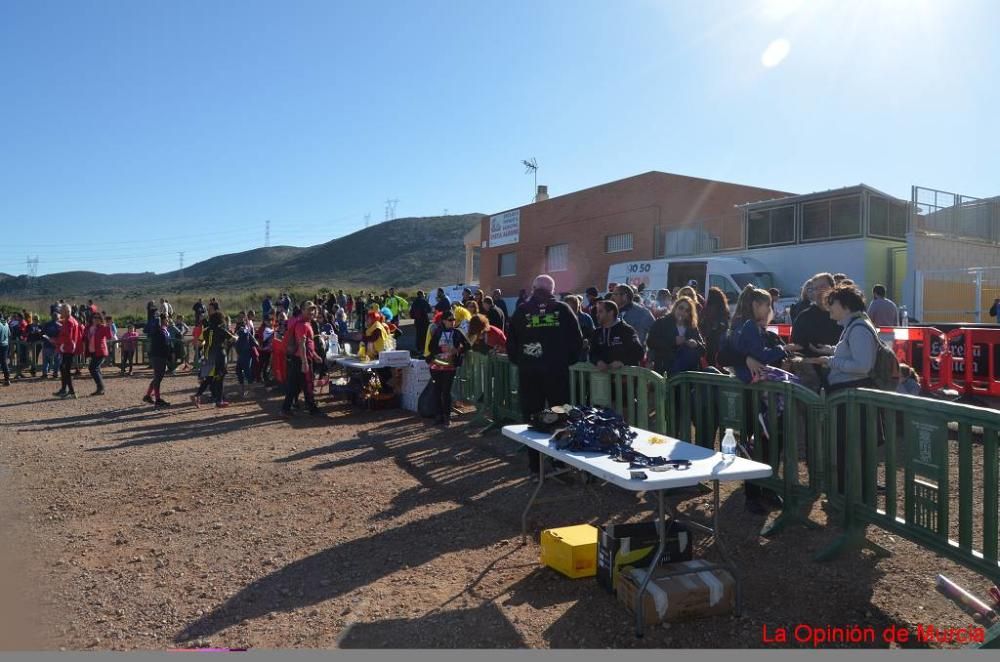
384, 198, 399, 222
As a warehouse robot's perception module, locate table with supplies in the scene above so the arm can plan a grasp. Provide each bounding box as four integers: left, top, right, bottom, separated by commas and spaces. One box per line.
502, 423, 772, 636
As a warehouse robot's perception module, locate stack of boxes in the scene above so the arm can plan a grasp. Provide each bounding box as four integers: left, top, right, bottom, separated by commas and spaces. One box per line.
400, 358, 432, 412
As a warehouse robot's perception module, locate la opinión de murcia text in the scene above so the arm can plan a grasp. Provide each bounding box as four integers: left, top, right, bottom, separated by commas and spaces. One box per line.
760, 623, 986, 646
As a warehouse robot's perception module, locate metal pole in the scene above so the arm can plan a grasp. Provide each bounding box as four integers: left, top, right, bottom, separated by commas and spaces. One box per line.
975, 269, 983, 323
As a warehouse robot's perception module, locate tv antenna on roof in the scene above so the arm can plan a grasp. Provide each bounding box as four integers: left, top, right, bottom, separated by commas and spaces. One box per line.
522, 158, 538, 199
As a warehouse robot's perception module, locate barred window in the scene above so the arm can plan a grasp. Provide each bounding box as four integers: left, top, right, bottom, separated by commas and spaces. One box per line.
605, 232, 634, 253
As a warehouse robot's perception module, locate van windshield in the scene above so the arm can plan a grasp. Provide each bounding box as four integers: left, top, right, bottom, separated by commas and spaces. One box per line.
733, 272, 776, 290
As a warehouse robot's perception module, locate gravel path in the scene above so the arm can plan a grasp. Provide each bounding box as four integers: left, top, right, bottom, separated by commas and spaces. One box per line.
0, 367, 995, 650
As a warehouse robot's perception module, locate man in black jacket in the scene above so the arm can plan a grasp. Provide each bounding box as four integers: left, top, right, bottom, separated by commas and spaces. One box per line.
590, 301, 644, 369
492, 289, 509, 321
506, 274, 583, 474
409, 290, 433, 356
790, 272, 841, 391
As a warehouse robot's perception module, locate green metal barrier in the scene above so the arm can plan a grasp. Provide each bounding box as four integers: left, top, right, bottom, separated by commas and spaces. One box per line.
568, 363, 667, 434
488, 353, 521, 425
818, 388, 1000, 582
450, 350, 492, 425
7, 341, 44, 375
664, 371, 826, 537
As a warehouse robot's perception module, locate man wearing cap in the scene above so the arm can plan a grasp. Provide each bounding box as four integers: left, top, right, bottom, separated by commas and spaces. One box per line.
506, 274, 583, 475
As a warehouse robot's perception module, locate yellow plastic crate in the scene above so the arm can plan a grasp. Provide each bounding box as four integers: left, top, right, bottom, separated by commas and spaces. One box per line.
540, 524, 598, 578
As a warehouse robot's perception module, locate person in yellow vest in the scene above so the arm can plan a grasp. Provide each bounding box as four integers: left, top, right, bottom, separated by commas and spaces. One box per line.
364, 310, 390, 358
385, 287, 408, 325
424, 310, 443, 358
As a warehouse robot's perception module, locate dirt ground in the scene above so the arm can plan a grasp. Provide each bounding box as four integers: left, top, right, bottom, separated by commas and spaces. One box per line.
0, 365, 997, 650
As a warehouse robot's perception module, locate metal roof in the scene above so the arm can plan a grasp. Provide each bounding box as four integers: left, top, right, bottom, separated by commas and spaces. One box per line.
741, 183, 908, 210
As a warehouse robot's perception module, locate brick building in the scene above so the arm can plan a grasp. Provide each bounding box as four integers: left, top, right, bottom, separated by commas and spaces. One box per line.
477, 171, 793, 295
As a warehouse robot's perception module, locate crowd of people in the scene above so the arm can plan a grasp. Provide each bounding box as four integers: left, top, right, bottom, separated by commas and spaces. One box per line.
1, 277, 917, 479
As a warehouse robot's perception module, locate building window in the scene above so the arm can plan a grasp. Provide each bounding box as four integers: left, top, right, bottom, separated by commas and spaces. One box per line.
802, 195, 862, 241
498, 252, 516, 277
546, 243, 569, 272
747, 206, 795, 248
605, 232, 633, 253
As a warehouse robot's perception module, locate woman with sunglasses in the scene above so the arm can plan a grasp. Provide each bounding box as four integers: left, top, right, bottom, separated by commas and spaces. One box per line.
424, 310, 470, 426
646, 295, 706, 376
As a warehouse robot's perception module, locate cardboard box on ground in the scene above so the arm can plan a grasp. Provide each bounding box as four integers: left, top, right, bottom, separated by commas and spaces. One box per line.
597, 520, 693, 593
617, 560, 736, 624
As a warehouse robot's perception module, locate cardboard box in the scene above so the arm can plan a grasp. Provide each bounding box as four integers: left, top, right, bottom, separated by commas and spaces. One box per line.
380, 350, 412, 368
617, 560, 735, 624
596, 520, 692, 593
540, 524, 598, 579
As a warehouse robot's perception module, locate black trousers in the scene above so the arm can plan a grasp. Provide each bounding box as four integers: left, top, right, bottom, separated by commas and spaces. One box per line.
121, 350, 135, 373
60, 352, 75, 392
415, 321, 429, 356
88, 356, 105, 392
518, 365, 571, 473
0, 345, 8, 380
283, 357, 315, 412
149, 357, 167, 393
431, 370, 456, 421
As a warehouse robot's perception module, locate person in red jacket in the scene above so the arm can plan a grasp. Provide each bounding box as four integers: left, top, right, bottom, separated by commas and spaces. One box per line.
43, 304, 82, 399
85, 312, 114, 396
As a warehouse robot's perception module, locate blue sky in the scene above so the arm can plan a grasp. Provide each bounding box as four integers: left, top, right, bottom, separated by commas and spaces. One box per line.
2, 0, 997, 276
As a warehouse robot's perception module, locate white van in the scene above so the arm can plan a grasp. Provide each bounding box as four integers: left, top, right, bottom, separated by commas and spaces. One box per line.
607, 256, 793, 310
436, 283, 479, 305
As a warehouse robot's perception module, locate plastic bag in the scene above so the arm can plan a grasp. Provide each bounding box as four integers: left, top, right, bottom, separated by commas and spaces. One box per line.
417, 380, 439, 419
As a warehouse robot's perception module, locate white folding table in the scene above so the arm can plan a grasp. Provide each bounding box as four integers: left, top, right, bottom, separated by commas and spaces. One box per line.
502, 424, 773, 636
333, 355, 389, 370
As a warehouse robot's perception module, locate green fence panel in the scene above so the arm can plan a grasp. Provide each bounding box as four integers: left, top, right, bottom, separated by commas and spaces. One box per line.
488, 353, 522, 425
568, 363, 666, 434
664, 371, 826, 537
819, 389, 1000, 582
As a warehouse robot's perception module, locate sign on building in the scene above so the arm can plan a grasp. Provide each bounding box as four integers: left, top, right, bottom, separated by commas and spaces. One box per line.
489, 210, 520, 247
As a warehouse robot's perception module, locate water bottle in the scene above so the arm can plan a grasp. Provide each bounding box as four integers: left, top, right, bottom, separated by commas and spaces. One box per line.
721, 428, 737, 463
900, 306, 909, 327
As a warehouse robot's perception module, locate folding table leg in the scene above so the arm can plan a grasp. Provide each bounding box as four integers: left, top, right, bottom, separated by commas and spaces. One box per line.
521, 460, 546, 545
634, 490, 667, 638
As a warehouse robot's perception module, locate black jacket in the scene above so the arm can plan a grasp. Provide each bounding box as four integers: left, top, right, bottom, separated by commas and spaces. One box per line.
789, 298, 811, 324
991, 301, 999, 320
486, 306, 505, 331
647, 316, 705, 374
425, 326, 471, 368
495, 298, 510, 320
506, 293, 583, 371
791, 304, 842, 357
589, 321, 644, 367
409, 296, 432, 323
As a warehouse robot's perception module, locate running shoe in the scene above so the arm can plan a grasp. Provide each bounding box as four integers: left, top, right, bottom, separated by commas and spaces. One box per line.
190, 394, 201, 408
154, 399, 171, 407
142, 394, 154, 404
